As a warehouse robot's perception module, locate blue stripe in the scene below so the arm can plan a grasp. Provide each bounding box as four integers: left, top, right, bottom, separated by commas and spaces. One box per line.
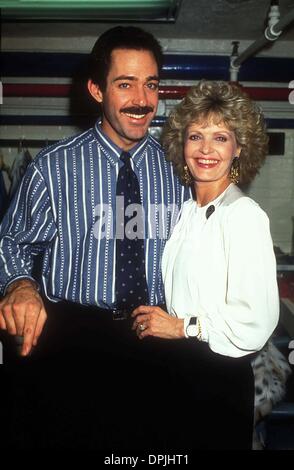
1, 52, 86, 78
266, 119, 294, 129
0, 115, 96, 126
1, 114, 294, 129
2, 52, 294, 82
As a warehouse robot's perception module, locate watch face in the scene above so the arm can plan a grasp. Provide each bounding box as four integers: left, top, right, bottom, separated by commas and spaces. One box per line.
187, 324, 198, 337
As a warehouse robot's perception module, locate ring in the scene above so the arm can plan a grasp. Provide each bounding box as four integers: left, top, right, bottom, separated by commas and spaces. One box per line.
138, 322, 146, 331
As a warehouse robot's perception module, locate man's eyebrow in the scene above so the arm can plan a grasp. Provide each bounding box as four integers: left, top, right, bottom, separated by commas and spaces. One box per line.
113, 75, 135, 82
113, 75, 159, 82
147, 75, 160, 82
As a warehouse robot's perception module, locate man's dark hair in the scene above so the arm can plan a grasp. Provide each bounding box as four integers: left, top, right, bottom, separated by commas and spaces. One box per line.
88, 26, 163, 91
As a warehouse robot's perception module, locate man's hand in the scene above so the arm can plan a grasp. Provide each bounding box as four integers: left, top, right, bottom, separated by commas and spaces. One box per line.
0, 279, 47, 356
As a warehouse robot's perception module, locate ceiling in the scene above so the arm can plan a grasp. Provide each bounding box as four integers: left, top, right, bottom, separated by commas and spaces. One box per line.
1, 0, 294, 41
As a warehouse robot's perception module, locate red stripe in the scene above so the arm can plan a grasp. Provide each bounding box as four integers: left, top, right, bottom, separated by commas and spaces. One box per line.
3, 83, 71, 97
3, 83, 290, 101
159, 86, 290, 101
242, 87, 290, 101
159, 86, 188, 99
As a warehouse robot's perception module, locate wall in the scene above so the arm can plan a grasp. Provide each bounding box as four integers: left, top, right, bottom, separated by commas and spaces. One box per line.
1, 33, 294, 254
247, 130, 294, 255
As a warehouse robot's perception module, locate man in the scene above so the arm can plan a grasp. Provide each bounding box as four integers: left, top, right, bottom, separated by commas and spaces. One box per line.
0, 26, 188, 449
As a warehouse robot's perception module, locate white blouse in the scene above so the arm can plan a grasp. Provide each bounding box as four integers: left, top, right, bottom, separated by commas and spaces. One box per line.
162, 184, 279, 358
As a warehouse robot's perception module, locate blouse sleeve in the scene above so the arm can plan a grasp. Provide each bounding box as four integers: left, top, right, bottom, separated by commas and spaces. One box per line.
200, 199, 279, 357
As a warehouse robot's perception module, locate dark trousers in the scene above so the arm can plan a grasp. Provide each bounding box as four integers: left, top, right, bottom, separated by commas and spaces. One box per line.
0, 300, 254, 450
1, 300, 171, 450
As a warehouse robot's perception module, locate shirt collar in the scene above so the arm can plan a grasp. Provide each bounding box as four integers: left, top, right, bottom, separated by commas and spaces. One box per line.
195, 183, 235, 212
93, 120, 149, 168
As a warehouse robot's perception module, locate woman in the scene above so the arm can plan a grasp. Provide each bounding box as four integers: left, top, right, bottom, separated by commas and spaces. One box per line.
132, 81, 279, 449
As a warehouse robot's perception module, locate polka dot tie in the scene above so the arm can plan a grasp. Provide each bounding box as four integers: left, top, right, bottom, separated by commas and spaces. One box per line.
115, 152, 149, 310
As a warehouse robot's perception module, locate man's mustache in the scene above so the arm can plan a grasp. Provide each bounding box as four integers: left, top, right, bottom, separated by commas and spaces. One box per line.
121, 106, 154, 115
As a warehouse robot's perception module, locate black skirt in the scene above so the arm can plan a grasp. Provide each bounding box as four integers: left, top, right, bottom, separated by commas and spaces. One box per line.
151, 337, 255, 450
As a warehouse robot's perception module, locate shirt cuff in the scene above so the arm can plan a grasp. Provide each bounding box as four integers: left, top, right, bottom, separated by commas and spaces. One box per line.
4, 276, 40, 296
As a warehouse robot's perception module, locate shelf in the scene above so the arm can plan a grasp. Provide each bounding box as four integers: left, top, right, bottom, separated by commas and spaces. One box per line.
277, 265, 294, 271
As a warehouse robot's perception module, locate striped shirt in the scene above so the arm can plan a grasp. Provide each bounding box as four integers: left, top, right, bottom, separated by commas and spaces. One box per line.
0, 121, 189, 308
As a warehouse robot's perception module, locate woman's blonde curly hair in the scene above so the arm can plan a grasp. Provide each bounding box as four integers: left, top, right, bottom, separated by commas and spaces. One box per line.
161, 80, 268, 186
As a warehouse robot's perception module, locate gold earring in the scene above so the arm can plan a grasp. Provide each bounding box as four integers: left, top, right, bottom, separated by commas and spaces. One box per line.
230, 157, 240, 184
183, 165, 193, 185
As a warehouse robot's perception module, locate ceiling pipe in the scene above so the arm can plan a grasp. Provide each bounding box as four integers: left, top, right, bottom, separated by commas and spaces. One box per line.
230, 41, 240, 82
230, 1, 294, 81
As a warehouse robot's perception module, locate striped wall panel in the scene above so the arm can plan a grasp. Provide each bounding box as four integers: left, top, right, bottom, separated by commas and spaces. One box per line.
1, 51, 294, 131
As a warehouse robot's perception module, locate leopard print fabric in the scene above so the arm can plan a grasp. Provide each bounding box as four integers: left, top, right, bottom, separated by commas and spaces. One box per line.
252, 340, 292, 449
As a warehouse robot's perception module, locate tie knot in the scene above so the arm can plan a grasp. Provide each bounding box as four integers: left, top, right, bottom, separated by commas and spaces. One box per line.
120, 152, 131, 164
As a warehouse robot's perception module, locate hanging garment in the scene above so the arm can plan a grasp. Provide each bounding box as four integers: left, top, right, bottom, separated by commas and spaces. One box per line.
9, 148, 32, 200
0, 169, 8, 221
0, 151, 9, 221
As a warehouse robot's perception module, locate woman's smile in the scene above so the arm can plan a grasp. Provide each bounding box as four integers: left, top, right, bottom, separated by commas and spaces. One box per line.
196, 158, 219, 168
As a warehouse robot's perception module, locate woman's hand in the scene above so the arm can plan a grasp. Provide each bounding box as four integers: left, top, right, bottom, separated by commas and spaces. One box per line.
131, 305, 185, 340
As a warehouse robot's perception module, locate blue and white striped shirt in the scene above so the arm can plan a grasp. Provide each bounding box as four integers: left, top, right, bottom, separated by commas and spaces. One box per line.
0, 121, 189, 308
